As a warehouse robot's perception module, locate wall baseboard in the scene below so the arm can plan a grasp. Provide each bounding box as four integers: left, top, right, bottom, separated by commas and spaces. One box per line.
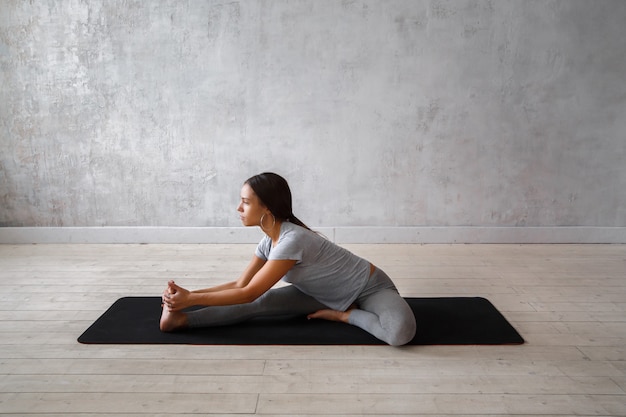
0, 226, 624, 244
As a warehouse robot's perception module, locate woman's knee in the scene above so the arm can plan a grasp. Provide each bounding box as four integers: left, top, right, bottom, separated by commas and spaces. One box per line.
387, 314, 417, 346
377, 304, 416, 346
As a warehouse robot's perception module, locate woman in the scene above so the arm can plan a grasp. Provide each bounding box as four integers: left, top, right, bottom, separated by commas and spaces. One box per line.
160, 172, 416, 346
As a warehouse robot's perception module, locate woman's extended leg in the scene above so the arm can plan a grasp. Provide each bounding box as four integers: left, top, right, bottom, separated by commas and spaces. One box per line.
162, 285, 329, 331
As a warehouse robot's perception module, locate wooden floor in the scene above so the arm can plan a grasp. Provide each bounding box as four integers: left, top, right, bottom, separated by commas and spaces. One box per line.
0, 243, 625, 416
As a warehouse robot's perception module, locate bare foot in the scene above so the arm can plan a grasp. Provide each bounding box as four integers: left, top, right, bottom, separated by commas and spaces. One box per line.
159, 304, 189, 332
307, 307, 353, 323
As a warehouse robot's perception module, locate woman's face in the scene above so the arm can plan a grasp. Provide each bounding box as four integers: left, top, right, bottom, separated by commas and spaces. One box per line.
237, 183, 267, 227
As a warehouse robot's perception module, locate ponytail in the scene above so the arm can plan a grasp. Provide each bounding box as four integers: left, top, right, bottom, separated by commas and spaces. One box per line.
288, 214, 312, 232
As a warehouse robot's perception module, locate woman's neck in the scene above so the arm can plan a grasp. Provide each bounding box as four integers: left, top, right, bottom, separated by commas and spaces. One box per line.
266, 220, 283, 246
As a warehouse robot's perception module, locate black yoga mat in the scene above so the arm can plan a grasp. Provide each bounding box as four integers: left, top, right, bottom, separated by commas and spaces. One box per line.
78, 297, 523, 345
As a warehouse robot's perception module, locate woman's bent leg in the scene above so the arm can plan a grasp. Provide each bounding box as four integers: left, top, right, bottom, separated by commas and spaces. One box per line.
186, 285, 329, 328
349, 289, 417, 346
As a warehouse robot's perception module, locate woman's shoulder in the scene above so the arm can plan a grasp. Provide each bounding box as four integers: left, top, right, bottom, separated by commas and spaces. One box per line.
279, 222, 321, 244
280, 221, 310, 238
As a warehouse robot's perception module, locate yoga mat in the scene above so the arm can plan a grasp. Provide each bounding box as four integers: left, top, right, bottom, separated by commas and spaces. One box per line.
78, 296, 523, 345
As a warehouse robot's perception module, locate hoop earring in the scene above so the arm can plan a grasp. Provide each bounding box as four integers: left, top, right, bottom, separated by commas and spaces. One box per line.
260, 212, 276, 232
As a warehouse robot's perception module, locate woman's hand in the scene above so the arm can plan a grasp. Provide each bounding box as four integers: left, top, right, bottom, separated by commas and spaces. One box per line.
162, 280, 192, 312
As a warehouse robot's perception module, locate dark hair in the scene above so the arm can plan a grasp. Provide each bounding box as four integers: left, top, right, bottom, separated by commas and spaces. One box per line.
245, 172, 311, 231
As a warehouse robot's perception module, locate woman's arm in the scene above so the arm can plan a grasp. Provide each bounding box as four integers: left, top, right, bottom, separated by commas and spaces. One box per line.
191, 255, 267, 294
164, 257, 297, 311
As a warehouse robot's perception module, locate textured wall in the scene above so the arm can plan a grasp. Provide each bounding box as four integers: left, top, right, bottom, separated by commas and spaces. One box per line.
1, 0, 625, 228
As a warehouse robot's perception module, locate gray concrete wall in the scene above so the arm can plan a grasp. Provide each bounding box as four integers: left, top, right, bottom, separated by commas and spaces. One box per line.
1, 0, 625, 229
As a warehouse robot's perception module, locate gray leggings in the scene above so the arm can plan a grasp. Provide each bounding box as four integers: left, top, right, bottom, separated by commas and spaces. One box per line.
186, 267, 417, 346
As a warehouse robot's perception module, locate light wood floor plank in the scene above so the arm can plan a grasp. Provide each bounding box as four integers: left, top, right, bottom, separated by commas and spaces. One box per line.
1, 374, 623, 395
0, 392, 258, 414
256, 393, 612, 415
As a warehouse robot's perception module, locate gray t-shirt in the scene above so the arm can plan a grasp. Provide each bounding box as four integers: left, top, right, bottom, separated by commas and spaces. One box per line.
255, 222, 370, 311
